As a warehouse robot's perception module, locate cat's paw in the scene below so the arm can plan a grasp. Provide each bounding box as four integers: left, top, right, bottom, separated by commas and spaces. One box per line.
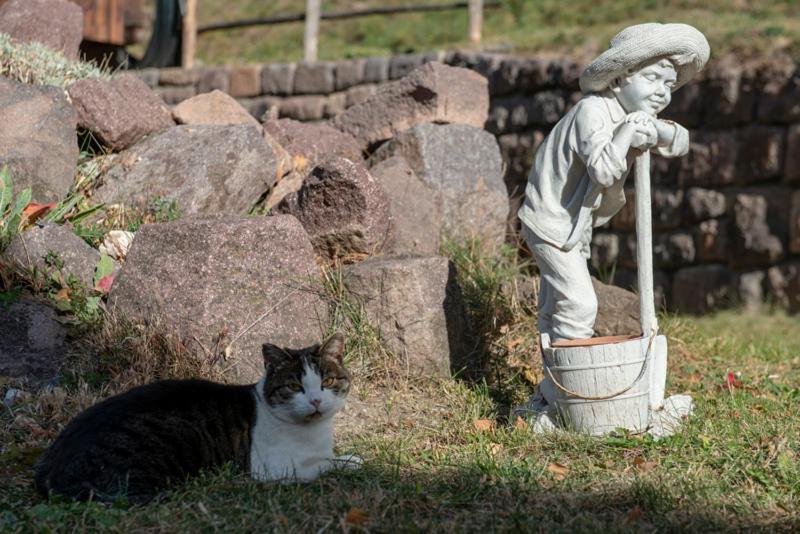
332, 454, 363, 470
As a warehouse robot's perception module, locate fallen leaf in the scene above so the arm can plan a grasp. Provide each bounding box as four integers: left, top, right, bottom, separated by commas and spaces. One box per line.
515, 416, 528, 430
22, 202, 55, 224
721, 371, 743, 390
489, 443, 504, 456
54, 287, 71, 302
95, 273, 115, 294
547, 462, 569, 480
344, 507, 370, 526
499, 324, 509, 334
624, 506, 643, 525
474, 419, 496, 433
506, 337, 524, 351
633, 456, 656, 472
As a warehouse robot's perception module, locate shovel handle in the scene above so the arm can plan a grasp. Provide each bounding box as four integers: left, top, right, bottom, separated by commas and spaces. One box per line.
634, 151, 657, 336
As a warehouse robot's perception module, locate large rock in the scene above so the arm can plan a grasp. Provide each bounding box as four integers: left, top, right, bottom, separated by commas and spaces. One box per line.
370, 156, 442, 256
486, 92, 565, 133
767, 262, 800, 314
619, 232, 696, 270
263, 119, 362, 174
109, 215, 327, 383
652, 188, 683, 230
672, 265, 733, 314
95, 125, 280, 215
677, 131, 737, 187
694, 218, 729, 263
590, 233, 619, 271
785, 124, 800, 183
0, 293, 66, 385
0, 0, 82, 60
68, 75, 175, 152
277, 157, 391, 261
731, 192, 786, 268
684, 188, 727, 221
592, 277, 640, 337
0, 77, 77, 202
342, 256, 475, 376
736, 126, 784, 183
370, 123, 508, 244
790, 190, 800, 255
332, 62, 489, 149
703, 55, 755, 127
1, 222, 100, 287
172, 90, 259, 127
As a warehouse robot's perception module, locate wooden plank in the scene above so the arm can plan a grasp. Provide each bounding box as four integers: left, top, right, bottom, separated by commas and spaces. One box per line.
181, 0, 197, 68
198, 1, 502, 35
468, 0, 482, 43
304, 0, 321, 62
72, 0, 126, 45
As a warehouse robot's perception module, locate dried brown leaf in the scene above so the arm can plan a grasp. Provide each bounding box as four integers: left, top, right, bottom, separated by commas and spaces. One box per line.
474, 418, 496, 433
344, 507, 370, 526
547, 462, 569, 480
633, 456, 656, 472
624, 506, 643, 525
515, 416, 528, 430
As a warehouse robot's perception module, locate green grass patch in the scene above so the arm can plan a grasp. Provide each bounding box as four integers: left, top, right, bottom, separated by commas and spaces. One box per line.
193, 0, 800, 65
1, 240, 798, 531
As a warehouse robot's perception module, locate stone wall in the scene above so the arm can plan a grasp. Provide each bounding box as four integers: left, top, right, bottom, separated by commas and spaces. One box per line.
131, 51, 800, 314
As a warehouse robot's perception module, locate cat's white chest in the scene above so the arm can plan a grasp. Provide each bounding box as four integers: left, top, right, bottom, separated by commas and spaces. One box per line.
249, 393, 335, 481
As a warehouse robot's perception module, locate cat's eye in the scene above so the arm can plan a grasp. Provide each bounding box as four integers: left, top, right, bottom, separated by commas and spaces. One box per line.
321, 377, 335, 388
286, 384, 303, 392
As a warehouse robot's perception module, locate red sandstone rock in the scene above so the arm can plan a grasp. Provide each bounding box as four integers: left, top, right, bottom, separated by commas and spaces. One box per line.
0, 0, 82, 60
332, 62, 489, 149
68, 75, 175, 152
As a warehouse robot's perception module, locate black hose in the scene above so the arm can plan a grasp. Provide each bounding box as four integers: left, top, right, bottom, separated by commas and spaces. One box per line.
127, 0, 183, 69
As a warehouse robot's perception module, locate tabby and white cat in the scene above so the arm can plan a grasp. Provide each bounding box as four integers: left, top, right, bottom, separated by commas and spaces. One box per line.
34, 333, 358, 503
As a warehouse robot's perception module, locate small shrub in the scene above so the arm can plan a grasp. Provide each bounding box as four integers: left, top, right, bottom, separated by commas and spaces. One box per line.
0, 167, 31, 253
0, 33, 107, 88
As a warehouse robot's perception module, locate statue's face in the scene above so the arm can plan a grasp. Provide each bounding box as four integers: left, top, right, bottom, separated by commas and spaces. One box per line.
612, 59, 677, 115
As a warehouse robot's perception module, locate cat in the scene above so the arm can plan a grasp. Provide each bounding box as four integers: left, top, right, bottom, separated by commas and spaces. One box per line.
34, 332, 359, 503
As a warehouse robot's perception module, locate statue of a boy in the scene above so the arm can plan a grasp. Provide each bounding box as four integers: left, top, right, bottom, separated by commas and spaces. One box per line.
518, 23, 710, 342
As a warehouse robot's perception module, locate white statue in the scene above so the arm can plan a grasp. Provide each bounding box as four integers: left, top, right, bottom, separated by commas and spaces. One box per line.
517, 23, 710, 436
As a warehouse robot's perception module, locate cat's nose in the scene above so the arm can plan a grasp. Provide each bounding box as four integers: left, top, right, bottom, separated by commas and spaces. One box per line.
310, 399, 321, 408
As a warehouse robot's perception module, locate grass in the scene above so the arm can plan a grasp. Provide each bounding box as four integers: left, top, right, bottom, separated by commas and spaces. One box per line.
0, 33, 107, 88
1, 238, 799, 531
192, 0, 800, 65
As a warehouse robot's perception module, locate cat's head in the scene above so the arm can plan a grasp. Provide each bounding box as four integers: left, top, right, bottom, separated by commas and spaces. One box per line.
260, 333, 350, 424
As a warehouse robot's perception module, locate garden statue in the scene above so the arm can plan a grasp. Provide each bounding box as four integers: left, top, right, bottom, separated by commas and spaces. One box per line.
516, 23, 710, 436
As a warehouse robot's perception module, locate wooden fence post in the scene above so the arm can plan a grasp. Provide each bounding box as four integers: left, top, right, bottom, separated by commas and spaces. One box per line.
304, 0, 321, 62
181, 0, 198, 68
468, 0, 483, 43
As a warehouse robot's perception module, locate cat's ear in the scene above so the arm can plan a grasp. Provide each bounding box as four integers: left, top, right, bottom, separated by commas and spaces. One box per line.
319, 332, 345, 364
262, 344, 289, 368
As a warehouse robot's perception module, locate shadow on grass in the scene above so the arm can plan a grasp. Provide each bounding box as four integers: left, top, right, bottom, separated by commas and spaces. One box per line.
5, 457, 796, 533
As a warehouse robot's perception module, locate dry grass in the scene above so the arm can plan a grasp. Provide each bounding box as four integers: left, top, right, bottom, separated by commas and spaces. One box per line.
0, 33, 107, 88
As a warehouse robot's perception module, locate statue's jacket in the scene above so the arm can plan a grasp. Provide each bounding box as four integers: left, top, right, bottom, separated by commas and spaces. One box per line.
518, 91, 688, 252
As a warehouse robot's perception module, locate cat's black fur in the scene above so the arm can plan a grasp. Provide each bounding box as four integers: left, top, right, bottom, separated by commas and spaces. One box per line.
34, 334, 349, 504
34, 379, 255, 503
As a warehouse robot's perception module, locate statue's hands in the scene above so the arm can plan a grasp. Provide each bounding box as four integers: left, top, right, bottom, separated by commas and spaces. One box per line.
625, 111, 658, 150
653, 119, 677, 146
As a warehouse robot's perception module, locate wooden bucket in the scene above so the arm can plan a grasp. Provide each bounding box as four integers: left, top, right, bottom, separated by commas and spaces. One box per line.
542, 333, 665, 435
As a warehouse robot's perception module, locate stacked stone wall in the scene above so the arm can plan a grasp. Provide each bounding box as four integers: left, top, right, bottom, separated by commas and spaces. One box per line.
131, 51, 800, 314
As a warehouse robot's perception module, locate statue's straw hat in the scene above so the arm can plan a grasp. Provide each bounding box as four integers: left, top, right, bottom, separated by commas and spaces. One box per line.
579, 23, 710, 93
